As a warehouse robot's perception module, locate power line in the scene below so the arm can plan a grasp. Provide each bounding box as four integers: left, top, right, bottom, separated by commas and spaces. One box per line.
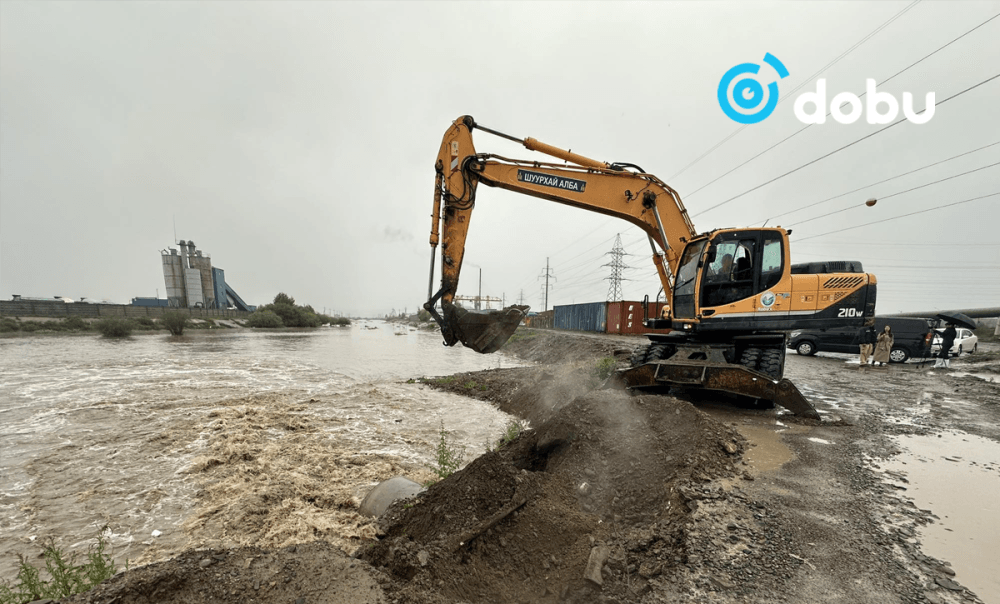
692, 72, 1000, 218
753, 141, 1000, 224
794, 191, 999, 242
683, 11, 1000, 199
786, 161, 1000, 227
668, 1, 920, 181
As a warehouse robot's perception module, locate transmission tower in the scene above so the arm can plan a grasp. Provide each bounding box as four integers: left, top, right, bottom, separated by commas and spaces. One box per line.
604, 233, 629, 302
538, 257, 556, 311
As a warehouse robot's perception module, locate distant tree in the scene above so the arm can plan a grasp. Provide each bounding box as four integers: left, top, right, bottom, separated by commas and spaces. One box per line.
247, 310, 284, 328
95, 318, 133, 338
251, 293, 349, 328
161, 311, 188, 335
273, 293, 295, 306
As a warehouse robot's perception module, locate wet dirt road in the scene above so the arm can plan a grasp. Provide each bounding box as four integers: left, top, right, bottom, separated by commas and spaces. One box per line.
737, 345, 1000, 603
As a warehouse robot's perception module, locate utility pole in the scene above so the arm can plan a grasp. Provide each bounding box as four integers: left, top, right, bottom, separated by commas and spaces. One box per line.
538, 257, 556, 312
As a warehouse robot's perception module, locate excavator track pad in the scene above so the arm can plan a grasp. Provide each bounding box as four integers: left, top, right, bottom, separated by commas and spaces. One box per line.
442, 302, 530, 354
615, 359, 821, 420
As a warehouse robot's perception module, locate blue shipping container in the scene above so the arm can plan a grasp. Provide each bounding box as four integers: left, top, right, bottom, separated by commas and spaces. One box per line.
553, 302, 608, 332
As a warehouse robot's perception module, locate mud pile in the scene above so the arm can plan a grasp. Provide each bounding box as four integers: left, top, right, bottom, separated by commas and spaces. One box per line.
501, 329, 632, 365
361, 390, 746, 604
63, 541, 384, 604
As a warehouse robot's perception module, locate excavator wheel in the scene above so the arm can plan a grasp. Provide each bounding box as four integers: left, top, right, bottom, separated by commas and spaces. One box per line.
647, 343, 673, 362
759, 349, 783, 379
629, 346, 648, 368
736, 347, 777, 409
739, 347, 762, 370
630, 342, 676, 367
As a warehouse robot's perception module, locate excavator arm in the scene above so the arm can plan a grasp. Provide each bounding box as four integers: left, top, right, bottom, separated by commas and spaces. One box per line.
425, 115, 698, 353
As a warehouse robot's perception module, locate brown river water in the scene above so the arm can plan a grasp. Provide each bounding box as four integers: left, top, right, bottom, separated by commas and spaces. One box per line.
0, 322, 525, 580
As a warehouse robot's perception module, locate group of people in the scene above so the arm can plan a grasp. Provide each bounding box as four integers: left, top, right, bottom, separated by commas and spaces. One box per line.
856, 324, 893, 367
856, 322, 958, 368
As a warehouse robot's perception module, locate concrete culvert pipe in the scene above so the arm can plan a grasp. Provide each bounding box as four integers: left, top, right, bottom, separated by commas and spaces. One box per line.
359, 477, 425, 517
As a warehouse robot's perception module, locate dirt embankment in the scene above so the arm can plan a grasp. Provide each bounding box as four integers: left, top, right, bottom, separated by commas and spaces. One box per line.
359, 389, 747, 604
62, 329, 997, 604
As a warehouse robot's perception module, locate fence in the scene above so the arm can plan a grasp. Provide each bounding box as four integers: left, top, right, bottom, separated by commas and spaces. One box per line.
0, 300, 251, 319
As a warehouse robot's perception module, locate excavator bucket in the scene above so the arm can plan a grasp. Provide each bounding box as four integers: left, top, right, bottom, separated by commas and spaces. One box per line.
442, 302, 530, 354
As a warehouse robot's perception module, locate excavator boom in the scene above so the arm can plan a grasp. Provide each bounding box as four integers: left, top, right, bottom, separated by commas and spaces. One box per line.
425, 115, 695, 352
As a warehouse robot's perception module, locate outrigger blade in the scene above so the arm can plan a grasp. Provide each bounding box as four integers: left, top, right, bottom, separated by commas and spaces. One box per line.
616, 360, 821, 420
443, 302, 530, 354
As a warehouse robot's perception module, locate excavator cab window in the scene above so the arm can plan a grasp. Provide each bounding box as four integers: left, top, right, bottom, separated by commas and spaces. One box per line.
702, 238, 755, 307
760, 234, 783, 291
701, 231, 785, 309
672, 239, 707, 319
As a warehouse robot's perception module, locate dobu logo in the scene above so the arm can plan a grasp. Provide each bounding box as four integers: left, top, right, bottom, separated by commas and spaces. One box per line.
794, 79, 935, 124
718, 55, 936, 125
717, 53, 790, 124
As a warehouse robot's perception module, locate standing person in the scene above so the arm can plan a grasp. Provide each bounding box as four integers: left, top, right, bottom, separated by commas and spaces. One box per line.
873, 325, 893, 367
857, 322, 876, 366
934, 323, 957, 368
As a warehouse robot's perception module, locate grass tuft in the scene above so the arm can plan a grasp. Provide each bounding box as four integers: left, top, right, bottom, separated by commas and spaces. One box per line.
0, 529, 123, 604
429, 422, 466, 482
594, 356, 617, 381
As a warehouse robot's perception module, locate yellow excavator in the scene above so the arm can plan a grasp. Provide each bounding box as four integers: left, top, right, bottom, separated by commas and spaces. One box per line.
424, 116, 877, 418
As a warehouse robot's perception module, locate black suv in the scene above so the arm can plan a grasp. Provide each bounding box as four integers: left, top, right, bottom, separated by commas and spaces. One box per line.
787, 316, 935, 363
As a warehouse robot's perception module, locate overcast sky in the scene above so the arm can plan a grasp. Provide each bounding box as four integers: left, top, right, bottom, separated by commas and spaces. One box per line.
2, 1, 998, 317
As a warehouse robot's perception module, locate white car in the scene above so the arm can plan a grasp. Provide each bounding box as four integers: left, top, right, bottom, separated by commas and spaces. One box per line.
930, 327, 978, 356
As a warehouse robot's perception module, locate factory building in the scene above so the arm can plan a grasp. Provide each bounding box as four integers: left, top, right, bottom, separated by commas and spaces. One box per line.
160, 240, 253, 310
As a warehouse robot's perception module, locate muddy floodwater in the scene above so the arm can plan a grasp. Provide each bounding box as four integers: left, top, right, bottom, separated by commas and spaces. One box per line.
0, 322, 525, 580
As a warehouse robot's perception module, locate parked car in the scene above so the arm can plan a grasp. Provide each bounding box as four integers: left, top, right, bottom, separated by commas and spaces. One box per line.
930, 327, 978, 356
788, 316, 936, 363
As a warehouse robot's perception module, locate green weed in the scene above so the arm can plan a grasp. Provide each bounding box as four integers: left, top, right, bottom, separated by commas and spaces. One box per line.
594, 356, 617, 381
430, 422, 466, 481
0, 530, 123, 604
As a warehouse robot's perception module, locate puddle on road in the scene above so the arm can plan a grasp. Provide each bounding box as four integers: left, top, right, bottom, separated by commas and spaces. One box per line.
734, 422, 809, 474
946, 371, 998, 382
880, 431, 1000, 603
